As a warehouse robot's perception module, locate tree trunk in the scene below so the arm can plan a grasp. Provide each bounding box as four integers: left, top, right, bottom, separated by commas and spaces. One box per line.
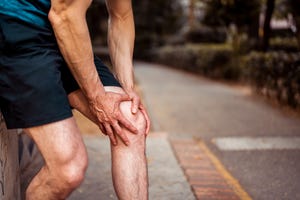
261, 0, 275, 51
189, 0, 196, 30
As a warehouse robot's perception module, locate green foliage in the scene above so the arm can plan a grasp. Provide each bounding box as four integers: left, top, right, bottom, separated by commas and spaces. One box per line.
269, 37, 299, 52
244, 51, 300, 108
151, 42, 300, 109
151, 44, 242, 80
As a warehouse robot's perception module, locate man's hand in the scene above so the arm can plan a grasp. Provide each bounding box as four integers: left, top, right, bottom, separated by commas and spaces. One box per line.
89, 92, 138, 145
126, 89, 151, 135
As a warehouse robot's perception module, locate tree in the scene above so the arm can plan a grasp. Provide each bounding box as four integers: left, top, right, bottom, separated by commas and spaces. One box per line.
203, 0, 261, 38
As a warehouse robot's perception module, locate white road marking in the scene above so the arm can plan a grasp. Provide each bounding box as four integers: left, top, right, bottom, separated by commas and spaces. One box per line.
213, 137, 300, 151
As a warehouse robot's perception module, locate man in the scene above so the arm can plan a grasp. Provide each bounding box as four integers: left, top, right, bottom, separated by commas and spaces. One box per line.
0, 0, 150, 199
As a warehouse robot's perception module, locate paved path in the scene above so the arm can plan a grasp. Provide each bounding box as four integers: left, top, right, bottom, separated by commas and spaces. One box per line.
134, 62, 300, 200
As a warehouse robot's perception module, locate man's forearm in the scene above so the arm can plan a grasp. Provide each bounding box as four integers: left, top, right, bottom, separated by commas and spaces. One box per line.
106, 0, 135, 91
49, 0, 105, 100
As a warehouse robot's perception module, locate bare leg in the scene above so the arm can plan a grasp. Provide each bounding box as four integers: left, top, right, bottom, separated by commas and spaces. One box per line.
68, 87, 148, 200
110, 96, 148, 200
24, 117, 88, 200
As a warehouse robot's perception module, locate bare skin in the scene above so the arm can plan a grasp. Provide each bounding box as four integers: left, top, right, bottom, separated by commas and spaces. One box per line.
24, 118, 88, 200
24, 0, 150, 199
69, 86, 148, 200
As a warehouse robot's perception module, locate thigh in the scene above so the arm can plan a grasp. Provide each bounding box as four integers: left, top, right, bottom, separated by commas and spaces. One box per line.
24, 117, 87, 168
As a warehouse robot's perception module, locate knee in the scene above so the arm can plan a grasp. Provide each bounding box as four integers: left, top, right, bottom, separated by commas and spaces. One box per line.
59, 158, 88, 190
118, 101, 148, 148
55, 148, 88, 191
119, 101, 147, 136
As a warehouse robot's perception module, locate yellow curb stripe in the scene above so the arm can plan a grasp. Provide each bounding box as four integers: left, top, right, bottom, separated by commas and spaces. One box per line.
197, 140, 252, 200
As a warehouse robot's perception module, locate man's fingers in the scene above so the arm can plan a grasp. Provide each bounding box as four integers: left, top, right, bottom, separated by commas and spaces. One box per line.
104, 123, 117, 145
139, 105, 151, 135
99, 123, 106, 135
131, 96, 139, 114
112, 123, 130, 146
118, 114, 138, 134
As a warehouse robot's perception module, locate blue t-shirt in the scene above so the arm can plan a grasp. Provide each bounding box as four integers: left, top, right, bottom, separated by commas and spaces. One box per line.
0, 0, 51, 27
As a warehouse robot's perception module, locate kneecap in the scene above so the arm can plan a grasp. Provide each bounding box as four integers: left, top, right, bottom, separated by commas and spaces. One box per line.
119, 101, 146, 135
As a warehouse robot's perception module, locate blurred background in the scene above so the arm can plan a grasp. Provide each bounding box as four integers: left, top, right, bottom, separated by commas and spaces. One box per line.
86, 0, 300, 112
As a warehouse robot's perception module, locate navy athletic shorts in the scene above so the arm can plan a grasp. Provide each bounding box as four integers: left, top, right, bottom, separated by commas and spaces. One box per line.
0, 15, 121, 129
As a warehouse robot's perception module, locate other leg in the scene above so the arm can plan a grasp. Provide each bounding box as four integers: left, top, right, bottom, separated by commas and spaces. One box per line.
24, 117, 88, 200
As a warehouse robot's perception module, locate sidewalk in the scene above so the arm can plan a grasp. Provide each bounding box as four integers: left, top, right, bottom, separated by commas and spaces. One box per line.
69, 133, 195, 200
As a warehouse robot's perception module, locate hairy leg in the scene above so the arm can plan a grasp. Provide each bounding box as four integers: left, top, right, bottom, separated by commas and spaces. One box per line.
24, 117, 88, 200
68, 87, 148, 200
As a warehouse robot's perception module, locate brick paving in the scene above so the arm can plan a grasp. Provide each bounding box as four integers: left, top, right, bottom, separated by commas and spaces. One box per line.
171, 140, 241, 200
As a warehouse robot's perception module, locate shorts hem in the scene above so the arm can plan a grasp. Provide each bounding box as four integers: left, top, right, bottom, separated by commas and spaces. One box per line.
5, 112, 73, 129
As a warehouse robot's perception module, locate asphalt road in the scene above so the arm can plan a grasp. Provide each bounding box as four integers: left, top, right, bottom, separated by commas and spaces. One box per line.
134, 62, 300, 200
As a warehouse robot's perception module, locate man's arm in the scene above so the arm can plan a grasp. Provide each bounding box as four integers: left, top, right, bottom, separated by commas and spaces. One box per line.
49, 0, 99, 100
48, 0, 138, 145
106, 0, 150, 133
106, 0, 135, 91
